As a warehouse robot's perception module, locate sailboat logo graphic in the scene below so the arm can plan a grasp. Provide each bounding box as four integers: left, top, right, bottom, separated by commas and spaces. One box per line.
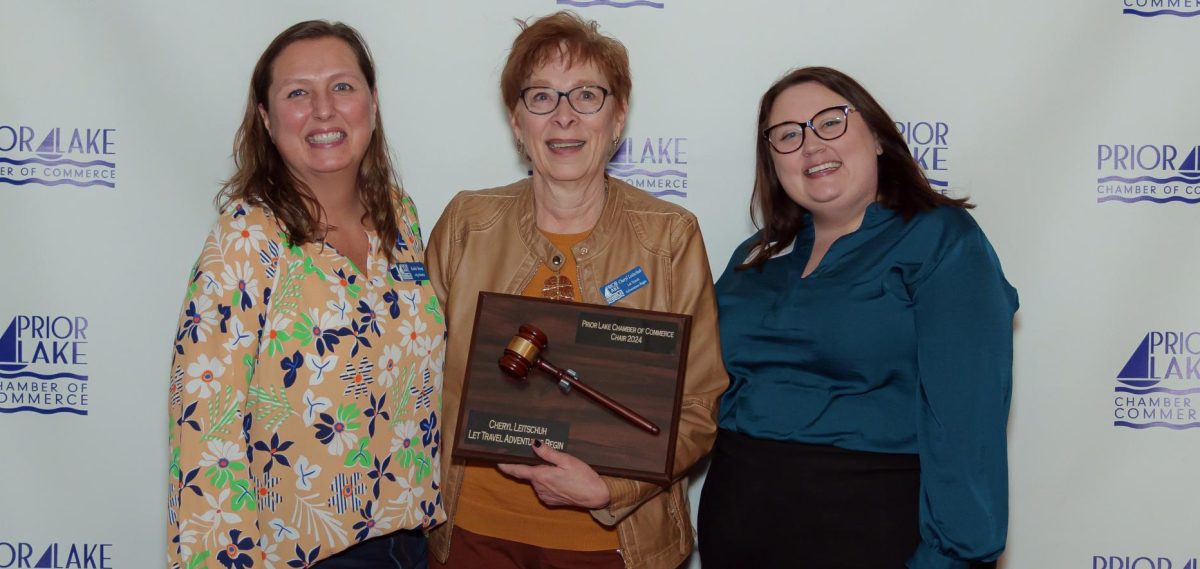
1116, 334, 1158, 388
1182, 146, 1200, 176
35, 128, 63, 160
0, 320, 26, 372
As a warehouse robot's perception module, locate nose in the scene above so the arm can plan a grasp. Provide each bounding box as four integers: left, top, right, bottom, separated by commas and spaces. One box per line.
550, 96, 578, 129
312, 91, 334, 120
801, 133, 827, 156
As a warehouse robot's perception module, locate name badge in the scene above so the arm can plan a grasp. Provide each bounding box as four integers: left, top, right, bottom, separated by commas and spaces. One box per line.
601, 266, 648, 305
391, 262, 428, 282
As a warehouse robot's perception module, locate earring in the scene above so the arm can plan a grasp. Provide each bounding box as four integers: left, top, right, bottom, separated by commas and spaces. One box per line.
516, 140, 526, 157
611, 136, 620, 153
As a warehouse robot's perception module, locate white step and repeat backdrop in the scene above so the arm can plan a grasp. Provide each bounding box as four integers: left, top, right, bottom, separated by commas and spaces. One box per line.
2, 1, 1197, 567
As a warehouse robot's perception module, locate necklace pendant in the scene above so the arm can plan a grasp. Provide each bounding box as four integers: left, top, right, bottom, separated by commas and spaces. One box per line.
542, 274, 575, 301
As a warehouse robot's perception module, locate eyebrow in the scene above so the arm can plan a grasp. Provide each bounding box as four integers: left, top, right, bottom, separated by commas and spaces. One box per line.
275, 70, 364, 84
769, 104, 851, 122
525, 76, 605, 89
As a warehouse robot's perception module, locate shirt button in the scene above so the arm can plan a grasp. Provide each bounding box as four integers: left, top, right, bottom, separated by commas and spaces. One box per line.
552, 256, 562, 266
579, 247, 589, 255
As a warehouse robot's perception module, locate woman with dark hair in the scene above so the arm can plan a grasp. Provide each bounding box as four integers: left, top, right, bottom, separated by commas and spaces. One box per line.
697, 67, 1017, 569
167, 21, 442, 569
425, 11, 725, 569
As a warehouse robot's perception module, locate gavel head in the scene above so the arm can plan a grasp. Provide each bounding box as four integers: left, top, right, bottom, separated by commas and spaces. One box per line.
499, 323, 549, 380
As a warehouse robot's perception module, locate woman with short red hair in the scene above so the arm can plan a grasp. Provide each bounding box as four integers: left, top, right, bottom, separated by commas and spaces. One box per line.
425, 11, 726, 569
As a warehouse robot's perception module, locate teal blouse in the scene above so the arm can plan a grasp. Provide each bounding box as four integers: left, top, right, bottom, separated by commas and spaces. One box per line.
715, 203, 1018, 569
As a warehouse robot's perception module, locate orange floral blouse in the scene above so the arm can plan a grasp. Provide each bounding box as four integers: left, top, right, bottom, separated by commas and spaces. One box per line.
167, 196, 445, 569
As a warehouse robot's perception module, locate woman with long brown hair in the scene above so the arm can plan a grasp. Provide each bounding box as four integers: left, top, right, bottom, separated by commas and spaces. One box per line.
167, 21, 443, 568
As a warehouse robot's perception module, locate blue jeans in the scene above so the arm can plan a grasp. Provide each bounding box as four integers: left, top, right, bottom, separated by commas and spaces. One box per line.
313, 530, 427, 569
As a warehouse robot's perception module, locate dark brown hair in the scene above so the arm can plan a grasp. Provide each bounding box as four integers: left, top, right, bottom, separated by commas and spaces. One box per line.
740, 66, 971, 270
217, 20, 403, 263
500, 11, 632, 112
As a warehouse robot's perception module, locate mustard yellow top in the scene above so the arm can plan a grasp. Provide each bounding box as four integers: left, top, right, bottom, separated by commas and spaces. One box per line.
454, 229, 619, 551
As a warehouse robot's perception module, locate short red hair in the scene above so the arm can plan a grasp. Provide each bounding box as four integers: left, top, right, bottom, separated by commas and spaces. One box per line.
500, 11, 632, 112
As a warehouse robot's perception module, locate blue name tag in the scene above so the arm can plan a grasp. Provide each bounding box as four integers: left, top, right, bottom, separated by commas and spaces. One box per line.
601, 266, 649, 305
391, 262, 428, 282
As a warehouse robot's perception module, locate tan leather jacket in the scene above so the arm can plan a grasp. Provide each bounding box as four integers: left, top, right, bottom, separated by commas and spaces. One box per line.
425, 177, 727, 569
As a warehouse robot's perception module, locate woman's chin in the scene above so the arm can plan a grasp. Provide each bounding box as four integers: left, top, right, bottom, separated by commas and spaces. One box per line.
533, 163, 603, 186
297, 160, 360, 182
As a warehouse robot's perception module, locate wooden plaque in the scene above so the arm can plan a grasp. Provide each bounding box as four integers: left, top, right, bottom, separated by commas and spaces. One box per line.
452, 292, 691, 484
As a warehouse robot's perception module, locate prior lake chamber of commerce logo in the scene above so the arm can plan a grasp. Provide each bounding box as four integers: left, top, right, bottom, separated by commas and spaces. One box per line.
607, 136, 688, 199
0, 540, 114, 569
1096, 143, 1200, 204
0, 315, 90, 415
557, 0, 665, 8
1111, 331, 1200, 429
1121, 0, 1200, 17
897, 119, 954, 195
0, 124, 117, 189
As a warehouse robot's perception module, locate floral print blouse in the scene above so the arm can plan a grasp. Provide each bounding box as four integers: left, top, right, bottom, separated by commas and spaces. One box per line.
167, 196, 445, 569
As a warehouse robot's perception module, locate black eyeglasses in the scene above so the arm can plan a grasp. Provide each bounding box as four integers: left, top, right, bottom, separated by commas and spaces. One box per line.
520, 85, 611, 115
763, 105, 856, 154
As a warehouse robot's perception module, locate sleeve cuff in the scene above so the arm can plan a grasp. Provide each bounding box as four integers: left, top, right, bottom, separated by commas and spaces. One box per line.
589, 477, 628, 526
907, 542, 971, 569
589, 476, 657, 527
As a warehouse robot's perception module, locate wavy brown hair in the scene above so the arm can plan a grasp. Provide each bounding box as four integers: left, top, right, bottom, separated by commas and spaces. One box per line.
740, 66, 971, 270
217, 20, 403, 263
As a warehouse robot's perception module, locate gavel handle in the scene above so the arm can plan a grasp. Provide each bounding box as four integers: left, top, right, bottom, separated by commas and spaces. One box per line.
534, 360, 661, 435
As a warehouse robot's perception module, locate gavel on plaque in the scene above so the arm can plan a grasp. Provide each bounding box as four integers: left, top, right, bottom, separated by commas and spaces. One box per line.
499, 323, 661, 435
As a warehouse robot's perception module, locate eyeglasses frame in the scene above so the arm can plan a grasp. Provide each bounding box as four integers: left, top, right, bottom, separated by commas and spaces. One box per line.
762, 105, 857, 154
519, 85, 612, 115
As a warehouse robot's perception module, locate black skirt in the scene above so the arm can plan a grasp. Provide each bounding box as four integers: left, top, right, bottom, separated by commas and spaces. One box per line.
698, 429, 922, 569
